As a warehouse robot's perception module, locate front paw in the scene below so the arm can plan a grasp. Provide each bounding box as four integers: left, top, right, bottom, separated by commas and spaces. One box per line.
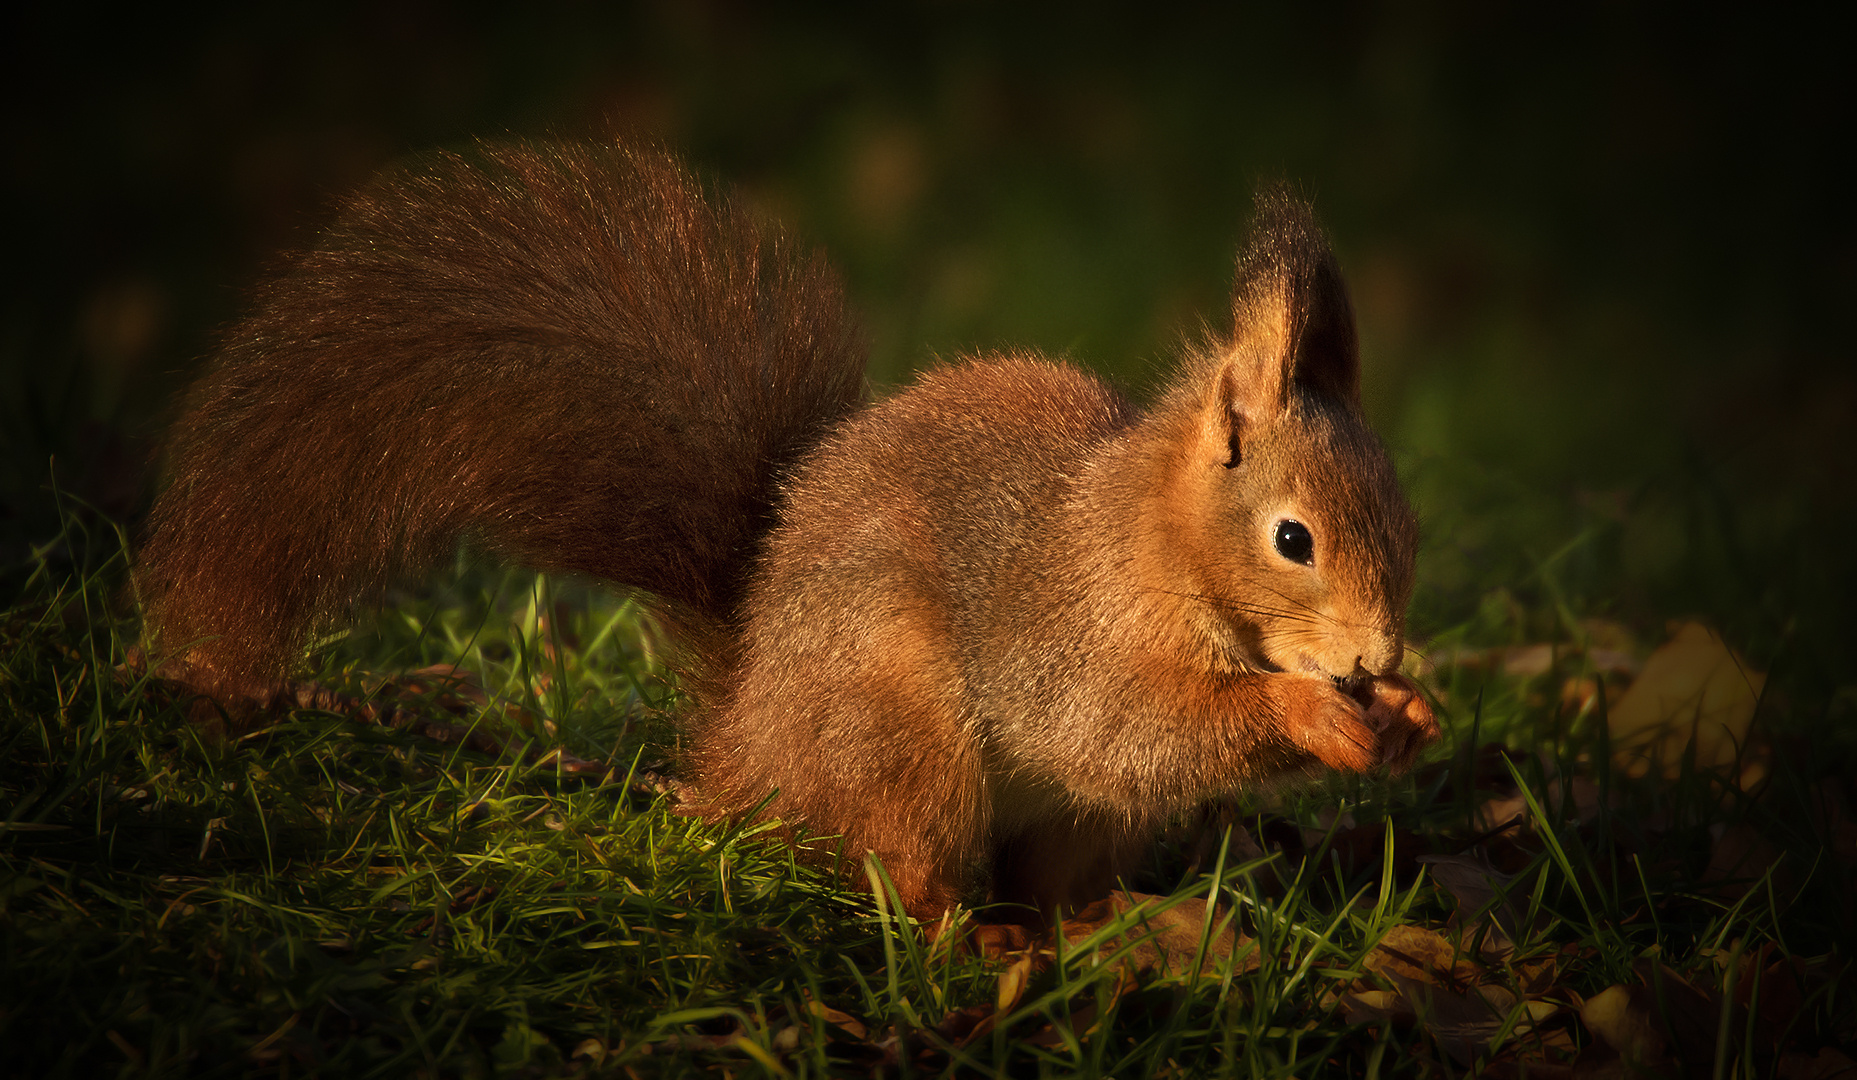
1272, 676, 1378, 773
1346, 673, 1440, 773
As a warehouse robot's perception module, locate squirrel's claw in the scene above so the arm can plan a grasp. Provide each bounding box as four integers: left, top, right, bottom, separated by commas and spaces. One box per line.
1278, 676, 1379, 773
1353, 673, 1440, 774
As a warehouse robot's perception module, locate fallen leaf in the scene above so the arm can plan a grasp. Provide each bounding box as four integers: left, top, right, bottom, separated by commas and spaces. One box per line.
1634, 959, 1720, 1053
1060, 892, 1247, 980
1024, 1002, 1100, 1048
1363, 924, 1564, 1064
1366, 924, 1483, 989
1703, 822, 1788, 900
1818, 779, 1857, 862
1579, 984, 1666, 1065
1300, 807, 1358, 850
1340, 988, 1407, 1025
1419, 854, 1527, 958
1380, 970, 1539, 1065
1607, 621, 1766, 784
1514, 956, 1559, 997
571, 1038, 607, 1063
1426, 637, 1638, 680
1733, 943, 1812, 1054
806, 998, 869, 1041
1474, 788, 1530, 835
1579, 960, 1726, 1074
996, 953, 1034, 1014
929, 1005, 993, 1048
1778, 1048, 1857, 1079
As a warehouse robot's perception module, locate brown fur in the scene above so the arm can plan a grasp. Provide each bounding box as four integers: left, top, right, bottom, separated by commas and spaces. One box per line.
136, 142, 1436, 920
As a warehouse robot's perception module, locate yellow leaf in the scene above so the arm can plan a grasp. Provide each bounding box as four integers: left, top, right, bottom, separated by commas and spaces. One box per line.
1608, 621, 1765, 782
1579, 984, 1664, 1063
997, 953, 1034, 1013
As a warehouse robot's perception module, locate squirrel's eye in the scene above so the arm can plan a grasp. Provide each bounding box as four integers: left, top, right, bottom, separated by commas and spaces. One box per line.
1273, 519, 1314, 565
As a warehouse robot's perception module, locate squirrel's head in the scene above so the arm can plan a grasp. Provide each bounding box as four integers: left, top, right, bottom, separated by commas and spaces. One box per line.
1167, 188, 1418, 681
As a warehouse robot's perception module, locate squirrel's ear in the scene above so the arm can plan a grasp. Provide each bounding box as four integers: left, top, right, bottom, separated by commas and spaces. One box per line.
1220, 188, 1361, 432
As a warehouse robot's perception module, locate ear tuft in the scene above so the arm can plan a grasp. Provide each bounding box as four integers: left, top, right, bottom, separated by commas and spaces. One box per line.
1218, 363, 1244, 468
1227, 186, 1361, 411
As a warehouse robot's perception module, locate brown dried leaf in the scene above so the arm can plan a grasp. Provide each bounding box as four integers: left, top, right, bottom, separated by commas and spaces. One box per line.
1023, 1002, 1100, 1048
1365, 924, 1562, 1064
1339, 988, 1407, 1025
1634, 959, 1721, 1053
806, 998, 868, 1041
1420, 853, 1526, 958
1734, 944, 1807, 1051
1515, 956, 1560, 998
1817, 779, 1857, 862
1299, 807, 1357, 850
1366, 924, 1483, 988
1703, 823, 1788, 900
1060, 891, 1247, 980
1778, 1048, 1857, 1079
1380, 970, 1537, 1065
930, 1005, 994, 1048
646, 1032, 739, 1054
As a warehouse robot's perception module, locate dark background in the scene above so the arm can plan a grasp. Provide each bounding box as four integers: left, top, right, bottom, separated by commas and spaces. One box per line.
4, 4, 1850, 702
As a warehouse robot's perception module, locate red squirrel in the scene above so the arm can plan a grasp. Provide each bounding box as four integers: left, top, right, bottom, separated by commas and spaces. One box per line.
136, 140, 1439, 920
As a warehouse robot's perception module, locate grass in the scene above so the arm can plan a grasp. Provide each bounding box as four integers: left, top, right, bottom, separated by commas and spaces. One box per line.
2, 500, 1853, 1078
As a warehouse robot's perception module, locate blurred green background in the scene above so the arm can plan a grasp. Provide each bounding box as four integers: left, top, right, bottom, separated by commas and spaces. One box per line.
3, 5, 1850, 701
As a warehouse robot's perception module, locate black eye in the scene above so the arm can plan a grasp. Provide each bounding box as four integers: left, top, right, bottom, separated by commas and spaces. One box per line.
1273, 519, 1314, 565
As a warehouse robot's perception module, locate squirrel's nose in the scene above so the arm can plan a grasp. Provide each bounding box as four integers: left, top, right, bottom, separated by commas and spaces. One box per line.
1356, 633, 1402, 676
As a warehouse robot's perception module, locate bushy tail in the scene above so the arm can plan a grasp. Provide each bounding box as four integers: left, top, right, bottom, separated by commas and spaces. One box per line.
135, 141, 865, 699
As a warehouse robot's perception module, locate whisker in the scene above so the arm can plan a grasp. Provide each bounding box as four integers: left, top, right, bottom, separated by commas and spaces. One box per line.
1132, 585, 1316, 623
1247, 582, 1334, 621
1243, 582, 1385, 636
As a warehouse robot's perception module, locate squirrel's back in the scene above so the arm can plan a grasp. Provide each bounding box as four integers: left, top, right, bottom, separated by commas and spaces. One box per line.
136, 142, 864, 698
